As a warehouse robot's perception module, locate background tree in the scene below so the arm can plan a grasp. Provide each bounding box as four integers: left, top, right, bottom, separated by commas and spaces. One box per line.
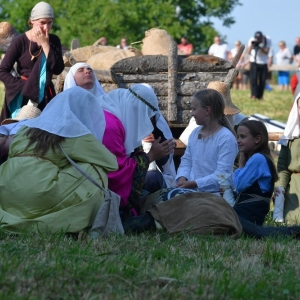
0, 0, 241, 54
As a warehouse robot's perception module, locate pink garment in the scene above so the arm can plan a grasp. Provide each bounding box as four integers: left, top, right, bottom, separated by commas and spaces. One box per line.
102, 110, 137, 209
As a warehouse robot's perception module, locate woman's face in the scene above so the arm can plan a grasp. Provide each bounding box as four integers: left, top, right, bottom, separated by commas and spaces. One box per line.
31, 18, 53, 33
74, 67, 95, 90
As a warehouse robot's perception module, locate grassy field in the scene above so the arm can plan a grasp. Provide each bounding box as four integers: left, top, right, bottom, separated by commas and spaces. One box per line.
0, 84, 298, 299
1, 224, 300, 299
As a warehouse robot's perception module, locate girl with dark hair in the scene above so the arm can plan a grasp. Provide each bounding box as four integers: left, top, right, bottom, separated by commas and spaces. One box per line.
233, 119, 278, 225
176, 89, 238, 194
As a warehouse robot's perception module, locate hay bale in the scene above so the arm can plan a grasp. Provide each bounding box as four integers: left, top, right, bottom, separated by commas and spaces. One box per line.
142, 28, 174, 56
65, 45, 117, 64
87, 47, 142, 70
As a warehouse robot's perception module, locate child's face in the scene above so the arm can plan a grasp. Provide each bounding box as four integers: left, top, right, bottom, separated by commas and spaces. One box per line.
237, 126, 260, 155
191, 98, 210, 126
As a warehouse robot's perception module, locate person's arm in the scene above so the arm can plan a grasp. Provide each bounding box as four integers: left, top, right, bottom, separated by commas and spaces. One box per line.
0, 37, 23, 88
276, 144, 292, 189
175, 134, 193, 182
234, 154, 269, 192
259, 36, 270, 55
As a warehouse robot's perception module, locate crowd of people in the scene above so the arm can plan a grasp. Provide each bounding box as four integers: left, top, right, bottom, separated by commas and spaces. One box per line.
2, 2, 300, 239
177, 32, 300, 99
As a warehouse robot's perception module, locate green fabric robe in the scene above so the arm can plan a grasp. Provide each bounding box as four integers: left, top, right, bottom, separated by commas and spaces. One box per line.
0, 127, 118, 233
277, 138, 300, 224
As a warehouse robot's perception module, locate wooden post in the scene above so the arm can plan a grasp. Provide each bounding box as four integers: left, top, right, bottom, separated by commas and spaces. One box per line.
167, 39, 178, 121
230, 44, 245, 67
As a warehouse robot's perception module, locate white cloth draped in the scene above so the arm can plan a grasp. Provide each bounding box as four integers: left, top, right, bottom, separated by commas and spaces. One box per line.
21, 87, 106, 141
278, 92, 300, 146
63, 62, 106, 97
99, 84, 160, 156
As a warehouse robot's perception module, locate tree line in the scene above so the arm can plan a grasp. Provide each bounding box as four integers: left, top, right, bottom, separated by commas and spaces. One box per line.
0, 0, 241, 54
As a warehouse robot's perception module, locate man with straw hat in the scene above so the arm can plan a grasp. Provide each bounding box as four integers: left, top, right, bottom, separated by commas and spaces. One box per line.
179, 81, 241, 146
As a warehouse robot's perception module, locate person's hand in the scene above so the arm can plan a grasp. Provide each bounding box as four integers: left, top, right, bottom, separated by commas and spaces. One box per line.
143, 133, 155, 143
147, 137, 175, 162
177, 179, 197, 188
33, 26, 49, 46
220, 187, 225, 197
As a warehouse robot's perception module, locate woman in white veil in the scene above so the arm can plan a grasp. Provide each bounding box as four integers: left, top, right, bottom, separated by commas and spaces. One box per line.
0, 87, 117, 233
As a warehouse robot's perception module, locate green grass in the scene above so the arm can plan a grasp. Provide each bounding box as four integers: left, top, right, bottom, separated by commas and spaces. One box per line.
0, 84, 297, 299
1, 228, 300, 299
231, 89, 294, 123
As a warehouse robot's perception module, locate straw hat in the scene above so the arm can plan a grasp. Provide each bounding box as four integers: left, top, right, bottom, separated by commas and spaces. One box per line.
1, 104, 41, 125
207, 81, 241, 115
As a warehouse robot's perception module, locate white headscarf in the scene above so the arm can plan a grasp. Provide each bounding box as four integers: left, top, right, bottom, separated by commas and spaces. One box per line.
99, 84, 160, 155
63, 63, 106, 97
278, 92, 300, 146
23, 87, 106, 141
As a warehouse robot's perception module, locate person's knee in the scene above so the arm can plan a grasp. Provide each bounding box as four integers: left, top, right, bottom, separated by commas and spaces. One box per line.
144, 170, 164, 193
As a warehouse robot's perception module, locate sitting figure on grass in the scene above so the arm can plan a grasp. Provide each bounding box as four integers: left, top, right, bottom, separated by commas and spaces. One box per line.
0, 87, 117, 234
176, 88, 238, 195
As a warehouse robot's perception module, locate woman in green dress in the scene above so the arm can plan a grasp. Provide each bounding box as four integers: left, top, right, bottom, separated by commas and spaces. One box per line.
0, 87, 117, 233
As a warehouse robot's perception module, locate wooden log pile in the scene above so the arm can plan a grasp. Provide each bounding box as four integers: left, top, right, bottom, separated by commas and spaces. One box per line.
54, 43, 244, 126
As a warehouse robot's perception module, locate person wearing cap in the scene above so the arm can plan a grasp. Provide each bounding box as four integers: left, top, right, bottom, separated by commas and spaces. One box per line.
178, 36, 193, 56
179, 81, 241, 146
0, 87, 118, 234
247, 31, 272, 100
0, 1, 64, 123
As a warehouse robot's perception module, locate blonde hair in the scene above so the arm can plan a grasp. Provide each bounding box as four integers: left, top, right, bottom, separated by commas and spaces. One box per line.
192, 89, 236, 136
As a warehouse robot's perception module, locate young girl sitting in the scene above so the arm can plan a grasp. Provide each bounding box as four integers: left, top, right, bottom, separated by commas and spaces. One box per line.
176, 89, 238, 194
233, 120, 278, 225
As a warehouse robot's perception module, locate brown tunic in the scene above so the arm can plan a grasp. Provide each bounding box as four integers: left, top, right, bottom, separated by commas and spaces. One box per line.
0, 33, 64, 121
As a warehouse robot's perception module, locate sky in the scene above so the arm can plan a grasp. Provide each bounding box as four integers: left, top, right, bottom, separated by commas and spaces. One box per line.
212, 0, 299, 53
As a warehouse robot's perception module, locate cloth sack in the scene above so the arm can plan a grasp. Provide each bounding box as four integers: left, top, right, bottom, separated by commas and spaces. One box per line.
87, 47, 142, 70
141, 189, 242, 238
142, 28, 174, 55
90, 190, 124, 238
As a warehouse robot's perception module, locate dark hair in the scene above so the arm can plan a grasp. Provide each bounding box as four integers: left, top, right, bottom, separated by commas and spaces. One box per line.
192, 89, 236, 136
25, 128, 65, 156
237, 120, 278, 181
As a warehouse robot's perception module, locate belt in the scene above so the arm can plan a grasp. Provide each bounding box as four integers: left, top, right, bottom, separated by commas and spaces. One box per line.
21, 75, 28, 81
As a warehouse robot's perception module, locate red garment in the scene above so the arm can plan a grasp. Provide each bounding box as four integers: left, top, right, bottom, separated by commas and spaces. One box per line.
291, 73, 298, 94
0, 33, 64, 121
102, 110, 137, 209
178, 43, 193, 55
